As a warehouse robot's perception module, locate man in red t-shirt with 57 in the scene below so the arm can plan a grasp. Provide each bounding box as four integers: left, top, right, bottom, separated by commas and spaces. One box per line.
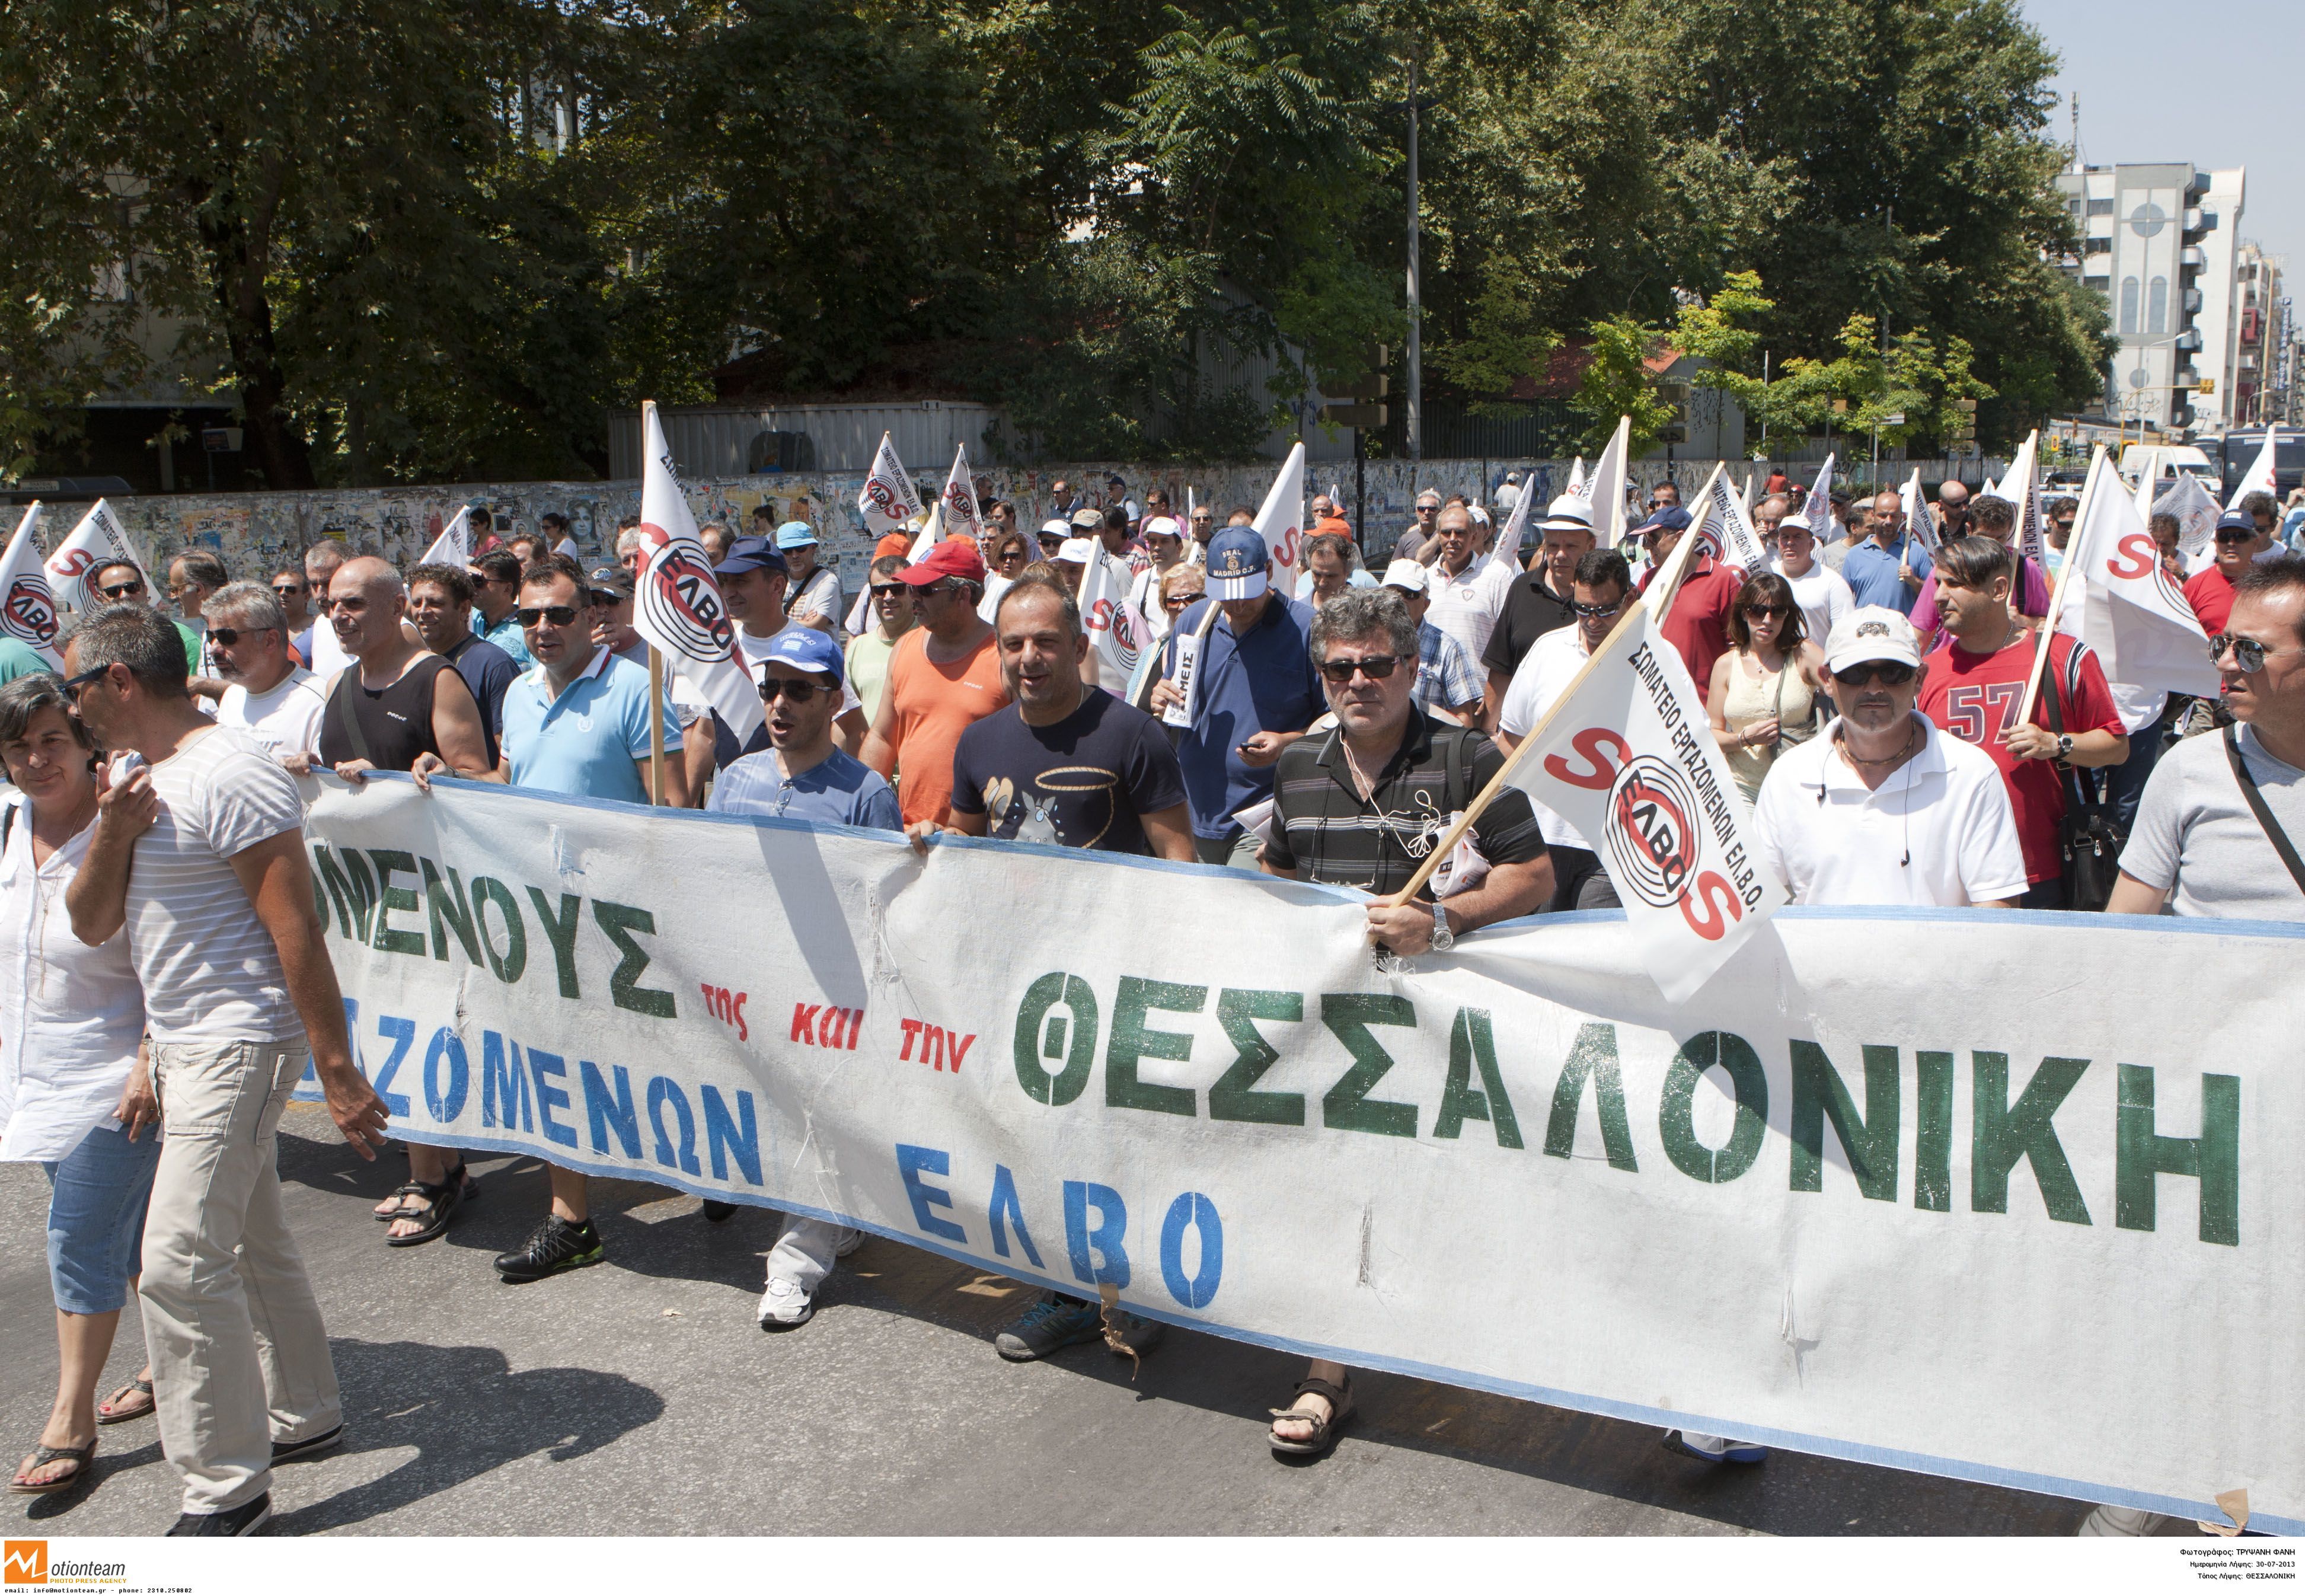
1918, 537, 2129, 909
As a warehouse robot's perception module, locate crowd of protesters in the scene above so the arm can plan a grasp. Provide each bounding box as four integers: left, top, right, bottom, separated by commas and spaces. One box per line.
2, 459, 2298, 1540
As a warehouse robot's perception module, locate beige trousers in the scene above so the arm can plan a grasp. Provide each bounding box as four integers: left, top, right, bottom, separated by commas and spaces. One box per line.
141, 1038, 341, 1516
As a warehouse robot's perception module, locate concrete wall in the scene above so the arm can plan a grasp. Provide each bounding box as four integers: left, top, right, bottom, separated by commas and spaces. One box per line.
46, 454, 2004, 599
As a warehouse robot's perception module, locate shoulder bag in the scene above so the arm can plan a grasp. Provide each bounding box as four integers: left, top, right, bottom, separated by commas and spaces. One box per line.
2035, 635, 2118, 911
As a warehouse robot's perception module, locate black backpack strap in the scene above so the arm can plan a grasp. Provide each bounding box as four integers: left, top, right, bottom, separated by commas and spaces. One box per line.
2226, 725, 2305, 895
330, 669, 372, 765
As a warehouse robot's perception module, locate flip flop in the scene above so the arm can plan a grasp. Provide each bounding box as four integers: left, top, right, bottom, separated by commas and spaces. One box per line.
97, 1376, 154, 1425
9, 1438, 95, 1495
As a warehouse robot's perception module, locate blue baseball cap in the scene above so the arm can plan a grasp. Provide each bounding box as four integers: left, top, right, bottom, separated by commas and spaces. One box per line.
714, 535, 788, 577
774, 519, 818, 550
1636, 505, 1693, 537
759, 625, 844, 687
1206, 526, 1270, 599
2216, 509, 2258, 538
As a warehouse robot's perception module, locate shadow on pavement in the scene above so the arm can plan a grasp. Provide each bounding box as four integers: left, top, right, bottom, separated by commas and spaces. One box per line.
269, 1339, 664, 1534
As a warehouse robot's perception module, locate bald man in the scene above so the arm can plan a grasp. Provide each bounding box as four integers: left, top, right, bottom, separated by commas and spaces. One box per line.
314, 556, 494, 787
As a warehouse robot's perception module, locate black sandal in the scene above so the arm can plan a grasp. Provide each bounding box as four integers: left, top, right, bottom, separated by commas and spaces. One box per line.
1268, 1375, 1354, 1457
384, 1171, 467, 1247
375, 1160, 476, 1219
96, 1375, 154, 1425
9, 1438, 95, 1495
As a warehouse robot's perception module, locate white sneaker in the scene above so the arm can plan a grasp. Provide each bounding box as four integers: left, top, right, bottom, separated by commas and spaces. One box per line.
756, 1275, 815, 1330
833, 1228, 863, 1259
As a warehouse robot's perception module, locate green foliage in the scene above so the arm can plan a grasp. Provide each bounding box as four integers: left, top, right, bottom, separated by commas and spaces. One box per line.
0, 0, 2118, 484
1569, 317, 1678, 457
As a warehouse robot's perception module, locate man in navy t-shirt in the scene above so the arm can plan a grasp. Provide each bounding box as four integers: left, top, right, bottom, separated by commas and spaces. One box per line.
407, 563, 518, 765
948, 576, 1192, 858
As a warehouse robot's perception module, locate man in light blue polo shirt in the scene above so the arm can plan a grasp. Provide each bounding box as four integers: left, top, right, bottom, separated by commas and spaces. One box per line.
490, 553, 685, 1289
706, 627, 894, 1330
1148, 526, 1321, 867
1840, 488, 1930, 612
497, 554, 687, 810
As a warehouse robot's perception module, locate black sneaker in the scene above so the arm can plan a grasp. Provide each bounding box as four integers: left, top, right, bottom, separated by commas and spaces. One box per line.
494, 1215, 604, 1283
700, 1200, 738, 1223
167, 1492, 271, 1536
272, 1424, 344, 1464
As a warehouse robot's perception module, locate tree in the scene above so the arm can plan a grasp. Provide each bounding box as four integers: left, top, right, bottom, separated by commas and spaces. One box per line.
1567, 315, 1678, 456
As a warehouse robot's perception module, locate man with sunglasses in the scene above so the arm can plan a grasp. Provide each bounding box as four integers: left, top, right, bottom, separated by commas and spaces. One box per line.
2183, 509, 2275, 636
1919, 536, 2127, 909
1186, 502, 1217, 566
1497, 548, 1636, 911
1933, 478, 1972, 542
707, 627, 895, 1327
207, 580, 328, 770
1753, 607, 2025, 910
269, 568, 312, 663
1481, 494, 1594, 712
89, 561, 210, 688
844, 554, 918, 720
1396, 489, 1444, 563
464, 548, 535, 668
1257, 585, 1550, 1460
861, 540, 1008, 827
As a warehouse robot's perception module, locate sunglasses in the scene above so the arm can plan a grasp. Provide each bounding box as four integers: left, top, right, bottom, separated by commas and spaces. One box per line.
1743, 604, 1790, 619
1832, 662, 1917, 688
2214, 530, 2256, 545
1163, 592, 1201, 610
272, 583, 304, 597
516, 605, 581, 627
61, 664, 110, 701
205, 626, 276, 647
1317, 652, 1407, 684
2210, 633, 2305, 673
95, 580, 145, 600
759, 676, 832, 703
1572, 599, 1621, 618
869, 584, 908, 599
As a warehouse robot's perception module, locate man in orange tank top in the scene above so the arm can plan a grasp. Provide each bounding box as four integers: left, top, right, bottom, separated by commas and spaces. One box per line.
860, 541, 1011, 825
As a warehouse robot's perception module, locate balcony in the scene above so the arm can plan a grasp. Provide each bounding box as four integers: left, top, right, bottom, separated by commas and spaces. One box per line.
2175, 327, 2204, 352
2185, 207, 2217, 237
2183, 286, 2203, 313
2182, 245, 2208, 270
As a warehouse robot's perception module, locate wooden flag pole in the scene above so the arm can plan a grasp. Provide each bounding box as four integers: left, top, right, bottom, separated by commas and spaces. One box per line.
1385, 462, 1725, 906
647, 646, 667, 805
2013, 443, 2106, 728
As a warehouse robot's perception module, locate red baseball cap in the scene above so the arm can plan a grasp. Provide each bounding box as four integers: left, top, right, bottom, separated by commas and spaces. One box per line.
898, 539, 986, 586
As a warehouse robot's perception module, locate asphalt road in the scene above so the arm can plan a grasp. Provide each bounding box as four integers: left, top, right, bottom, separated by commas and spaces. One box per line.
3, 1105, 2095, 1537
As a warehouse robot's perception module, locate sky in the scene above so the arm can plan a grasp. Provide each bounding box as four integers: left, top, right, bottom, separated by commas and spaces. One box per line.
2025, 0, 2302, 270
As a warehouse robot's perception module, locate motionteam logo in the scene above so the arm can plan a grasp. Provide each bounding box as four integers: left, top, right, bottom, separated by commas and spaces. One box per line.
5, 1541, 128, 1588
2, 1542, 42, 1585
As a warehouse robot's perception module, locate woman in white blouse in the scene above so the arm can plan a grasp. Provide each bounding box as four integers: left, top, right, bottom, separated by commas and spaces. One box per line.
0, 673, 159, 1496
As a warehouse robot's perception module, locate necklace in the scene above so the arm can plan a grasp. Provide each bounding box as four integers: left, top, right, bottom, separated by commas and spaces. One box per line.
1841, 720, 1920, 769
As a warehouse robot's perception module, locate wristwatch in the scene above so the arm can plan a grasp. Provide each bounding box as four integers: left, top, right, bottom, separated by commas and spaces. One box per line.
1429, 901, 1455, 953
2055, 733, 2074, 761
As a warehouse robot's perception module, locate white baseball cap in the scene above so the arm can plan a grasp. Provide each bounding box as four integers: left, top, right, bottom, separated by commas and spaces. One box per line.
1379, 558, 1430, 594
1824, 606, 1923, 676
1142, 515, 1184, 542
1054, 537, 1097, 565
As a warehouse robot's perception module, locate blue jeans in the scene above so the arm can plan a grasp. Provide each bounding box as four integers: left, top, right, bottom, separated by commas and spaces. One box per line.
43, 1119, 165, 1316
2099, 724, 2167, 837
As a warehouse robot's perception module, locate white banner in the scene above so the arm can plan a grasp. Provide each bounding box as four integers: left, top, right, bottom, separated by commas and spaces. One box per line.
295, 774, 2305, 1534
43, 497, 148, 612
940, 444, 986, 549
1789, 454, 1835, 538
1900, 467, 1939, 558
1578, 421, 1629, 545
634, 400, 762, 744
1077, 547, 1152, 697
419, 506, 472, 569
1490, 464, 1535, 569
0, 503, 62, 666
2000, 430, 2045, 567
1255, 442, 1307, 599
2068, 450, 2221, 697
1700, 468, 1768, 571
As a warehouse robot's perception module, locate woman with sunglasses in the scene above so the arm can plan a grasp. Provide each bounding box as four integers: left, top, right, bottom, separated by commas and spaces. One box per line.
1709, 572, 1828, 805
0, 674, 160, 1495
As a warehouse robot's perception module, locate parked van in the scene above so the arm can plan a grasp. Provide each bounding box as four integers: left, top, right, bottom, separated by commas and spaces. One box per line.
2118, 445, 2220, 491
2215, 429, 2305, 499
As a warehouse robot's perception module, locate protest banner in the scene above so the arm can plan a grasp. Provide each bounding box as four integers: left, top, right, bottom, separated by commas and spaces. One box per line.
858, 432, 925, 538
1577, 422, 1629, 545
1998, 430, 2045, 568
1789, 455, 1835, 538
1490, 466, 1535, 569
633, 400, 763, 745
419, 506, 472, 569
0, 503, 62, 667
1899, 467, 1939, 560
940, 445, 986, 548
1077, 545, 1152, 696
296, 772, 2305, 1534
1699, 468, 1768, 572
43, 497, 147, 613
1259, 441, 1307, 599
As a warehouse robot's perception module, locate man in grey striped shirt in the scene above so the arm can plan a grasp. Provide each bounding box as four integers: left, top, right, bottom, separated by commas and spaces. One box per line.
65, 603, 388, 1538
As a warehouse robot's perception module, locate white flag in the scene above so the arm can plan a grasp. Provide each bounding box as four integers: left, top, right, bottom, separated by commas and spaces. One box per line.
1253, 441, 1307, 598
1078, 548, 1153, 697
2156, 474, 2221, 573
1740, 474, 1756, 513
940, 445, 985, 548
44, 498, 148, 612
1505, 596, 1786, 1003
419, 506, 471, 569
1900, 468, 1940, 557
2067, 449, 2220, 698
1565, 456, 1586, 497
0, 504, 63, 666
1997, 430, 2043, 566
1490, 465, 1536, 569
1700, 468, 1768, 571
857, 432, 924, 538
1576, 420, 1630, 544
2226, 430, 2279, 512
1788, 455, 1836, 535
633, 400, 764, 745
